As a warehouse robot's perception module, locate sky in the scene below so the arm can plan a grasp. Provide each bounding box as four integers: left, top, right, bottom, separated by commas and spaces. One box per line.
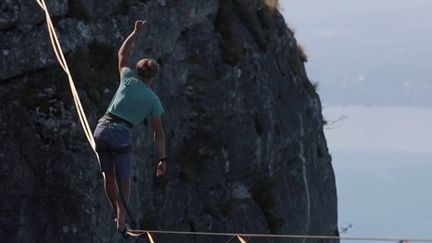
281, 0, 432, 107
280, 0, 432, 241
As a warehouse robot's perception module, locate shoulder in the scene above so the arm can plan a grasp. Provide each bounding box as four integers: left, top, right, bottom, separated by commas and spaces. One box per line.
120, 67, 135, 80
150, 94, 165, 116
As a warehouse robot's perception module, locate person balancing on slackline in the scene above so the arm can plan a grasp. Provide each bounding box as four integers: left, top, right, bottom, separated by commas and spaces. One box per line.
93, 20, 167, 236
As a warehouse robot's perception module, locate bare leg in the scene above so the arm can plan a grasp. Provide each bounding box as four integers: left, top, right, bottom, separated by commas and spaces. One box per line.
116, 177, 130, 230
103, 171, 118, 220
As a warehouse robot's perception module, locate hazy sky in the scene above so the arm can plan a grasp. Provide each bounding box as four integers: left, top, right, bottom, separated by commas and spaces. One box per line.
281, 0, 432, 107
324, 105, 432, 152
280, 1, 432, 240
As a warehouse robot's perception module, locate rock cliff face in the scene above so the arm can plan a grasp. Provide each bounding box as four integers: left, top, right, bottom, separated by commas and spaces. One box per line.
0, 0, 338, 242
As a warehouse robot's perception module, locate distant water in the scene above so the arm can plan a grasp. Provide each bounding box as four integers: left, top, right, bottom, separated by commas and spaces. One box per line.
332, 148, 432, 241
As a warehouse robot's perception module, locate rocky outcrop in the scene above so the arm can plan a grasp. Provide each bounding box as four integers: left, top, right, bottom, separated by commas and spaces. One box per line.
0, 0, 338, 242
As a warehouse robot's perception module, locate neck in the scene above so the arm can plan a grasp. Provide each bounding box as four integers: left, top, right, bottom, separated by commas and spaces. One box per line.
141, 77, 152, 86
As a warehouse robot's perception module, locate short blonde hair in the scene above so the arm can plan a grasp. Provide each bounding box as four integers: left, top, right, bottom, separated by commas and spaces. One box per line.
136, 58, 159, 80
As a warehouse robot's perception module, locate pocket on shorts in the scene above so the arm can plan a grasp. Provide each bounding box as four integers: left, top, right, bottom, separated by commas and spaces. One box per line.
110, 126, 132, 153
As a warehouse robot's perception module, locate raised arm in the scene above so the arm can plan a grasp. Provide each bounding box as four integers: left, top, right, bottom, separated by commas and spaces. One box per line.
118, 20, 146, 72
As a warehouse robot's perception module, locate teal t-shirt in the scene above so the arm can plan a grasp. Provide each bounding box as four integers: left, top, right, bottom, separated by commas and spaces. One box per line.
106, 67, 164, 127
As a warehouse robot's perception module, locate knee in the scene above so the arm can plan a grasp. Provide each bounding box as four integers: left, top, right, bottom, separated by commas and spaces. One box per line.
120, 178, 130, 187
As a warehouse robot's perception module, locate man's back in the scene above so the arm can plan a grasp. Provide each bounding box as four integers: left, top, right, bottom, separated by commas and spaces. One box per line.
107, 67, 164, 126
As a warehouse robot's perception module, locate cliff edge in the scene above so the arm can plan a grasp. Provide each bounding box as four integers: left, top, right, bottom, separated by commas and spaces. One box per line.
0, 0, 338, 242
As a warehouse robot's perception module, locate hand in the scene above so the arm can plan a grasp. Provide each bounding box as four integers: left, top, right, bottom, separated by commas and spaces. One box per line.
155, 160, 167, 178
134, 20, 146, 31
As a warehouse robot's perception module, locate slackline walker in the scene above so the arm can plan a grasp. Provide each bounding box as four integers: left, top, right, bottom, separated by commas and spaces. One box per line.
36, 0, 432, 242
32, 2, 141, 231
35, 0, 167, 240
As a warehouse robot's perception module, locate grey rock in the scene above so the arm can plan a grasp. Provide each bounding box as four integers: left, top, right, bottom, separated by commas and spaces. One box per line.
231, 182, 252, 200
68, 0, 122, 20
18, 0, 69, 26
0, 0, 339, 242
1, 18, 92, 80
0, 0, 69, 30
0, 0, 19, 29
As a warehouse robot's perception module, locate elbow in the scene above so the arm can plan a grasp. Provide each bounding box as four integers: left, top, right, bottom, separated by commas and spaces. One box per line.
118, 54, 128, 70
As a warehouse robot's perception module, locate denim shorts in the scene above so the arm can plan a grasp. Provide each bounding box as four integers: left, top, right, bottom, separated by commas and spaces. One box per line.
93, 122, 132, 178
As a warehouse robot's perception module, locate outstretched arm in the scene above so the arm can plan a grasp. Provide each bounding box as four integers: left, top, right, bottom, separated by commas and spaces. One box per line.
150, 116, 167, 178
118, 20, 146, 72
150, 116, 166, 158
